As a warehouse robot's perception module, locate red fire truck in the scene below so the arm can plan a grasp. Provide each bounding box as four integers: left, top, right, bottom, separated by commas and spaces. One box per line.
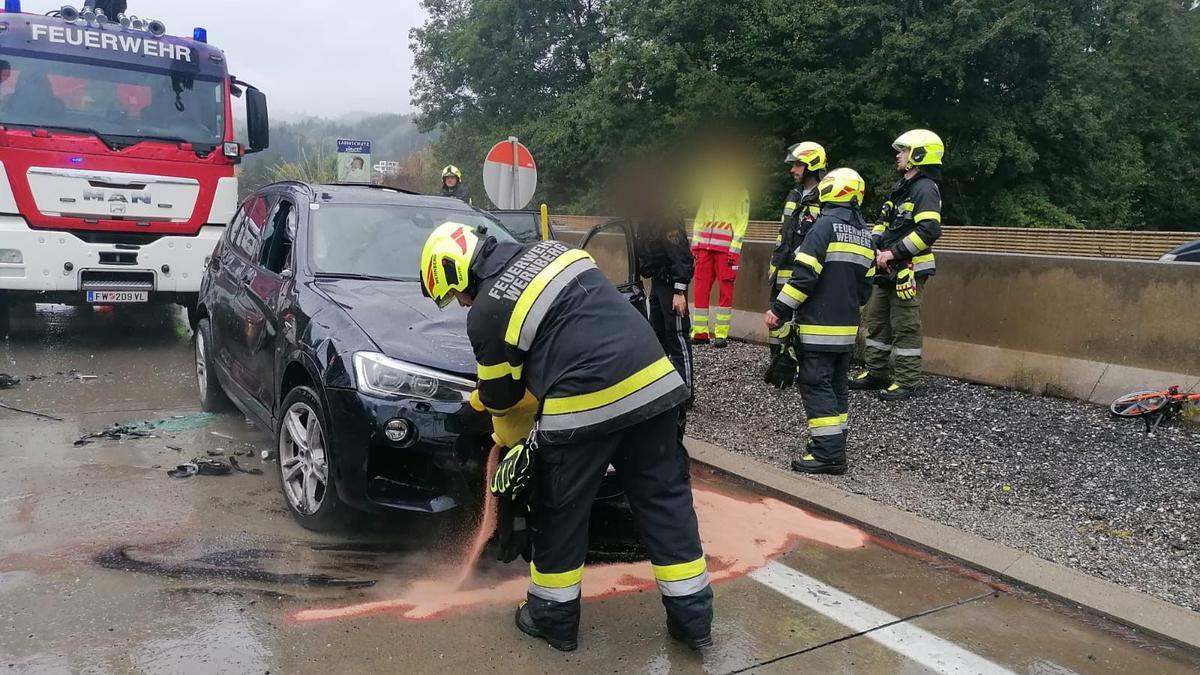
0, 1, 268, 328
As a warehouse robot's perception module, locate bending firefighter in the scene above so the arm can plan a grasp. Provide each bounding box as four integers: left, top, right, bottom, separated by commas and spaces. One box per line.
420, 224, 713, 652
690, 181, 749, 347
440, 165, 472, 204
851, 129, 944, 401
769, 141, 827, 355
764, 169, 874, 475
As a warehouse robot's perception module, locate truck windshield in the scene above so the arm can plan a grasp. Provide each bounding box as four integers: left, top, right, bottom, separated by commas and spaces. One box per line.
309, 204, 516, 281
0, 52, 224, 148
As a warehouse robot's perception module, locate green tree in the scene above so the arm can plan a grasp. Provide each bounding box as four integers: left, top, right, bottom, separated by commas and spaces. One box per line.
412, 0, 1200, 230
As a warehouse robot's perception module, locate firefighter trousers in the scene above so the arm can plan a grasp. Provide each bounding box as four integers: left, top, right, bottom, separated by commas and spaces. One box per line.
691, 249, 737, 339
525, 407, 713, 644
861, 279, 927, 388
649, 278, 694, 403
799, 350, 851, 463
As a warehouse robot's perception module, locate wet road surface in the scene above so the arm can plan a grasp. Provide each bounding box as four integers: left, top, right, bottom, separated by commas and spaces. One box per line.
1, 304, 1198, 674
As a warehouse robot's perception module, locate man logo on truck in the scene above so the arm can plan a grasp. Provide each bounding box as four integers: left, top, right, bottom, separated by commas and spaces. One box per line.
82, 190, 152, 205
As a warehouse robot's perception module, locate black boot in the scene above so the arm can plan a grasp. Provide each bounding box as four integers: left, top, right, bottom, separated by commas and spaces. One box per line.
877, 383, 917, 401
515, 601, 578, 652
848, 371, 888, 390
668, 620, 713, 650
791, 452, 847, 475
712, 338, 728, 348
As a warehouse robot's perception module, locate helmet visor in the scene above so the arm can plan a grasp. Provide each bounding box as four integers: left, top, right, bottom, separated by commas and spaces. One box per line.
433, 293, 456, 309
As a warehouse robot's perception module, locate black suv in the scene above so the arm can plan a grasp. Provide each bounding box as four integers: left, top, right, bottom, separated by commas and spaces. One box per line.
194, 182, 519, 530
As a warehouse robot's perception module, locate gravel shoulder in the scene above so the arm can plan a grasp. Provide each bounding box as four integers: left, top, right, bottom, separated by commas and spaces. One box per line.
688, 340, 1200, 613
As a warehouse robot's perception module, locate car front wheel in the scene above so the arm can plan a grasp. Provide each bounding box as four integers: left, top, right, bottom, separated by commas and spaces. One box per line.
277, 386, 350, 531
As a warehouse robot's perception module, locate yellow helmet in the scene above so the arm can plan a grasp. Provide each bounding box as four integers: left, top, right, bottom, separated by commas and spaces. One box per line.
420, 222, 481, 308
442, 165, 463, 180
892, 129, 944, 168
784, 141, 827, 172
818, 168, 866, 206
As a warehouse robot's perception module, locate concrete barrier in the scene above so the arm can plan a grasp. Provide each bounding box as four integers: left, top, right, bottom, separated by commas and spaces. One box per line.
574, 233, 1200, 405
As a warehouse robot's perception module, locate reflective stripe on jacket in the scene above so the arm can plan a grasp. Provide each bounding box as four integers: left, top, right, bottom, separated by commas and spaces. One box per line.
469, 240, 688, 443
770, 185, 820, 281
691, 188, 750, 255
770, 205, 875, 352
874, 173, 942, 281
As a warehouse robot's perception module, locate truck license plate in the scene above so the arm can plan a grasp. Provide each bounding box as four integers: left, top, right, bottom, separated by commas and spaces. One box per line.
86, 290, 148, 303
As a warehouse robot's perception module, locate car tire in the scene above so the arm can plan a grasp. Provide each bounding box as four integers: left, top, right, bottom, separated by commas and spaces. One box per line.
195, 318, 232, 412
276, 385, 351, 532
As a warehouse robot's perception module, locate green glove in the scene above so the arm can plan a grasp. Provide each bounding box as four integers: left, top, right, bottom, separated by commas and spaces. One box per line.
490, 443, 532, 499
896, 267, 918, 300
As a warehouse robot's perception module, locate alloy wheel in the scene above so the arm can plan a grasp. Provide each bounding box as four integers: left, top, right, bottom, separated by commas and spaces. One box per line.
279, 402, 329, 515
195, 331, 208, 401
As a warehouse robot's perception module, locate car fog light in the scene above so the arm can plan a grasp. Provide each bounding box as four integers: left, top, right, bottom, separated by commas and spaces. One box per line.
385, 418, 414, 444
0, 249, 22, 264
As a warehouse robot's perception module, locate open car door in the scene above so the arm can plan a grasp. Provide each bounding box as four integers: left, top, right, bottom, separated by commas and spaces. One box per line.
579, 219, 647, 319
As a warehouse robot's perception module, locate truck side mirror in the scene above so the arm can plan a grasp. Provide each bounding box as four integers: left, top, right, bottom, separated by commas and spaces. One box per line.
245, 87, 270, 154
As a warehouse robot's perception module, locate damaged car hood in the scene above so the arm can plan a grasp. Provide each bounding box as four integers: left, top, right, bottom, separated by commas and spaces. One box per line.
312, 279, 476, 377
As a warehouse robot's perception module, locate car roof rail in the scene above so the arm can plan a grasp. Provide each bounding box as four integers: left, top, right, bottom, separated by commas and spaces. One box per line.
319, 182, 425, 196
266, 180, 318, 195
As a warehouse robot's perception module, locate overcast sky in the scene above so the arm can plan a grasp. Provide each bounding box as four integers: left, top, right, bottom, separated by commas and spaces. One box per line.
27, 0, 427, 118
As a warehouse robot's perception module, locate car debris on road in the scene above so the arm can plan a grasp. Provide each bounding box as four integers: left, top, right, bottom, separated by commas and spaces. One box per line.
0, 373, 20, 389
167, 457, 233, 479
0, 400, 63, 421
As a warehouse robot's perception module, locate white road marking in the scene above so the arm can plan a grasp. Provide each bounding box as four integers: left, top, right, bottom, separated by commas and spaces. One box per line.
749, 561, 1013, 674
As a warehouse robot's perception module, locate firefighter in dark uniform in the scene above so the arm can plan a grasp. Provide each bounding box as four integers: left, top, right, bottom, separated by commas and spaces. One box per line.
634, 217, 695, 399
764, 169, 875, 475
440, 165, 472, 204
420, 223, 713, 652
849, 129, 944, 401
769, 142, 827, 355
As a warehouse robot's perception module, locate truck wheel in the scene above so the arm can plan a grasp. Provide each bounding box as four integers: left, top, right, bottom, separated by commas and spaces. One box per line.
276, 386, 352, 531
195, 318, 232, 412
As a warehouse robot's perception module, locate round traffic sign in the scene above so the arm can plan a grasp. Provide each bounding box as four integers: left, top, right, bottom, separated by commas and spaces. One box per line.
482, 137, 537, 209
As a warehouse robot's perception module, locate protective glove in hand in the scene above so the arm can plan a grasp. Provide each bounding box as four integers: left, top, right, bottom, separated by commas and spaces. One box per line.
895, 267, 918, 301
471, 389, 538, 448
490, 442, 532, 499
764, 339, 800, 390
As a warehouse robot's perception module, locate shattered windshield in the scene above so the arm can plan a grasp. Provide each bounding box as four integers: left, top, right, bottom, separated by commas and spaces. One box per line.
308, 203, 516, 280
0, 52, 224, 147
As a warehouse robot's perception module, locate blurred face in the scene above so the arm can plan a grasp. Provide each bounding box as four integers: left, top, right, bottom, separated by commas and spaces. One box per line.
454, 290, 473, 307
895, 147, 910, 172
444, 175, 459, 188
790, 163, 806, 182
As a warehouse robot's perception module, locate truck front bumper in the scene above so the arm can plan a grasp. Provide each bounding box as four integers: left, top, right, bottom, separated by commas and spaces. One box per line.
0, 216, 222, 301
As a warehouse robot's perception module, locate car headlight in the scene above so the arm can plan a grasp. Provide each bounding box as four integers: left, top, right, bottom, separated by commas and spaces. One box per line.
353, 352, 474, 401
1160, 253, 1177, 262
